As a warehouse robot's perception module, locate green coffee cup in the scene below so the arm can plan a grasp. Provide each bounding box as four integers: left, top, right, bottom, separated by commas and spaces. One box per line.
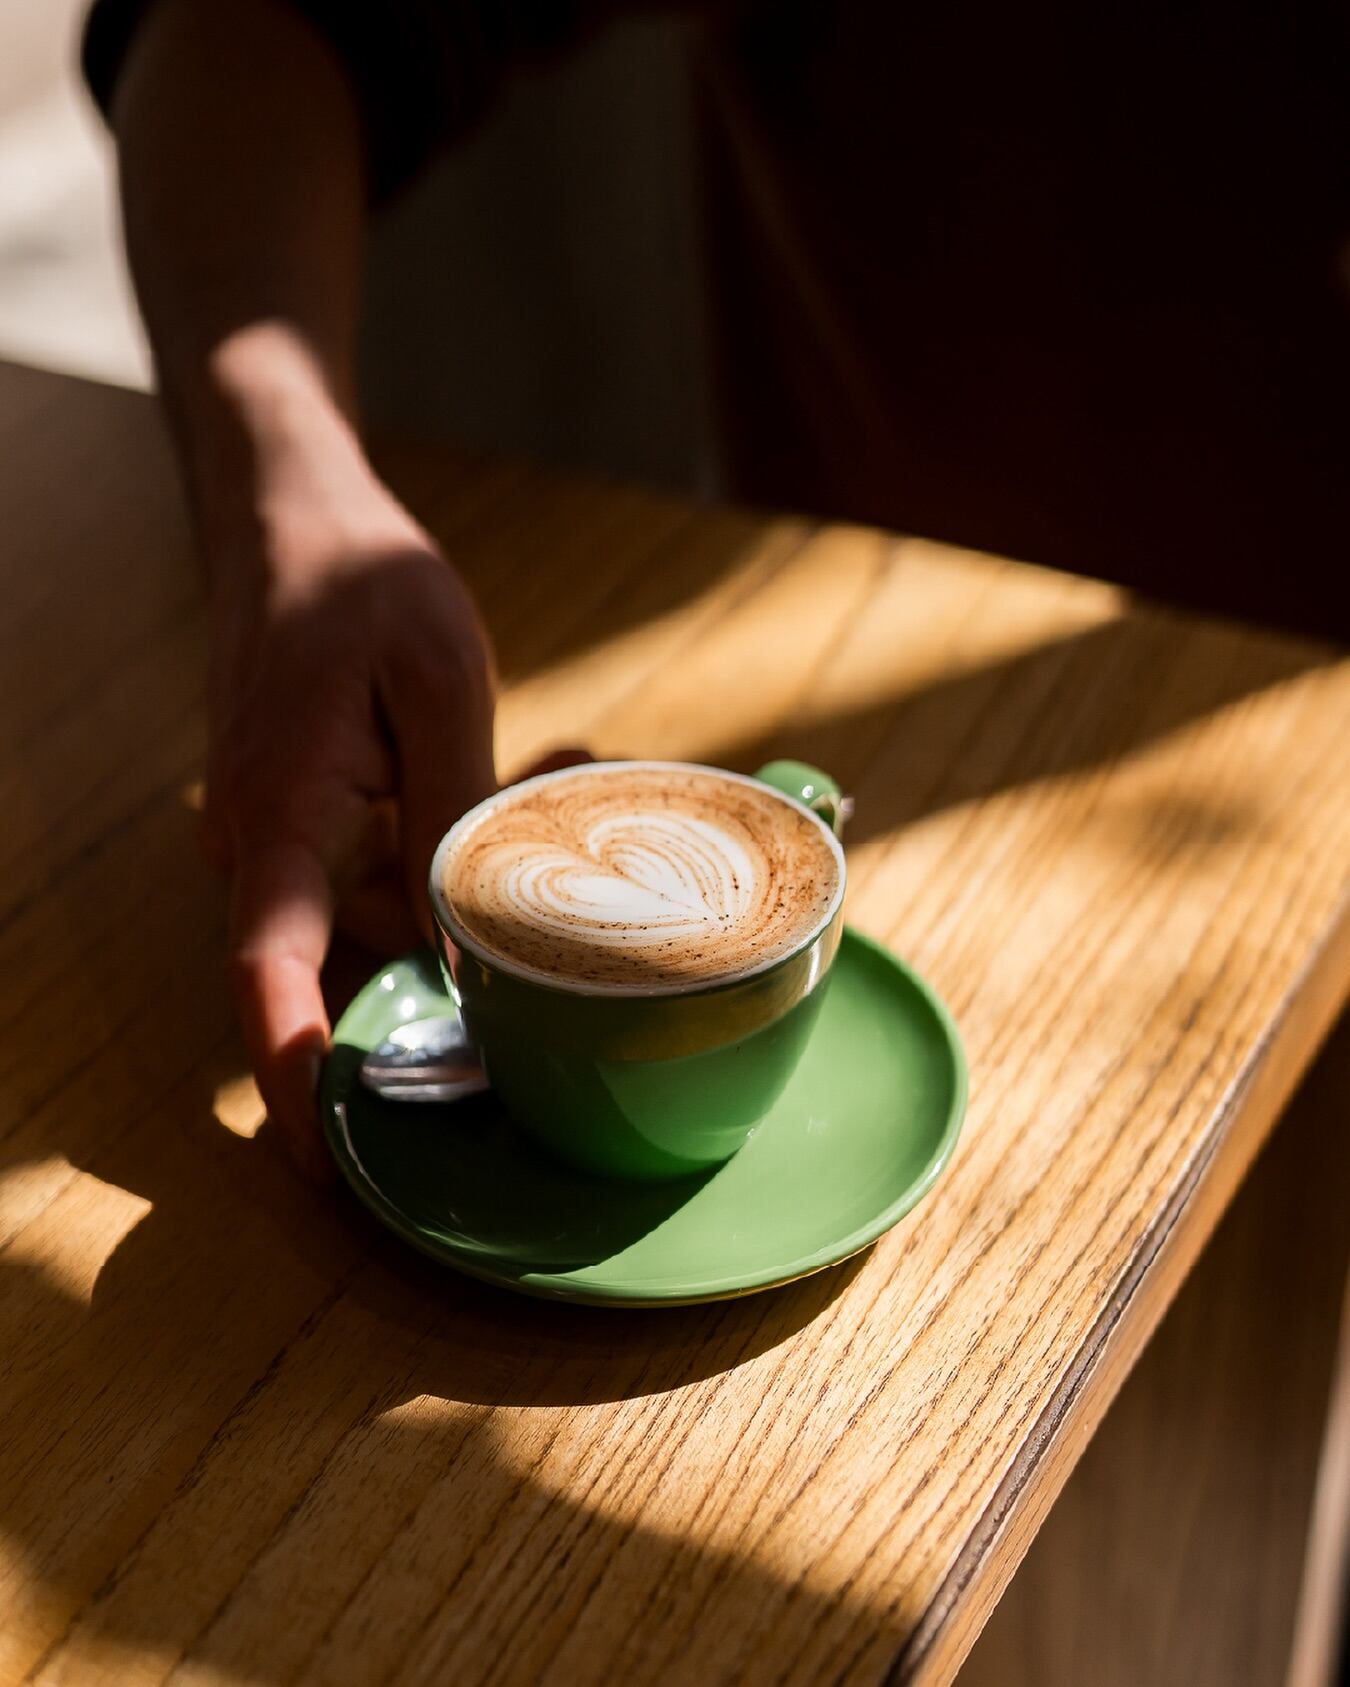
429, 759, 848, 1182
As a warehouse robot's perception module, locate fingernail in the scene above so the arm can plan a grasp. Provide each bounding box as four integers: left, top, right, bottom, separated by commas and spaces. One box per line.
274, 1052, 332, 1185
301, 1053, 334, 1182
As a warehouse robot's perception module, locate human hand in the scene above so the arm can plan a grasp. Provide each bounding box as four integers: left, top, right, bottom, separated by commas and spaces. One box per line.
203, 476, 497, 1178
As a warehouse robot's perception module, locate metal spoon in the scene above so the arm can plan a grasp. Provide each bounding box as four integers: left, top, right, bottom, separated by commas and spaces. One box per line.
359, 1016, 489, 1104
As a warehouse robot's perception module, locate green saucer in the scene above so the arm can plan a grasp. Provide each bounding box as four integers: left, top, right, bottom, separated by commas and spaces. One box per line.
322, 929, 967, 1306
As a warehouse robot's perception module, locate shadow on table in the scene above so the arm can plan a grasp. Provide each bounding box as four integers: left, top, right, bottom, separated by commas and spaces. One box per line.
0, 1031, 900, 1679
381, 416, 1340, 838
0, 598, 1336, 1678
698, 610, 1336, 851
0, 364, 1340, 1673
400, 431, 1337, 857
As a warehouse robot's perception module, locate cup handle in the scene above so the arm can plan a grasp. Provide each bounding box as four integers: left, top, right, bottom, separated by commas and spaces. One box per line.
753, 760, 853, 838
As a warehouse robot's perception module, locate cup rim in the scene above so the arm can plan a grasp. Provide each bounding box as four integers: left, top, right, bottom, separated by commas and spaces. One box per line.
428, 759, 848, 1000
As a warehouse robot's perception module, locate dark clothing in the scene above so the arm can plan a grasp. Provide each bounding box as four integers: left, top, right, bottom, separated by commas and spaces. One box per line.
84, 0, 621, 204
85, 0, 1350, 638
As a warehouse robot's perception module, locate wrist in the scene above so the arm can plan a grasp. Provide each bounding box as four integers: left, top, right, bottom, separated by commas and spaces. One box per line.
176, 324, 380, 562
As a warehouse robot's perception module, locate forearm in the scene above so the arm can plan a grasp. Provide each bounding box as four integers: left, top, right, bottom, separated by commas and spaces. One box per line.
110, 0, 372, 563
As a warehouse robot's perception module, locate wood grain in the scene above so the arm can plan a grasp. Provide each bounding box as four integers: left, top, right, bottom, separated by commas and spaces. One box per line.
956, 1010, 1350, 1687
0, 358, 1347, 1687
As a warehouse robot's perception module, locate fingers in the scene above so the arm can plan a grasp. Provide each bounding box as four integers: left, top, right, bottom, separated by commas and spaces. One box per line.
381, 665, 497, 937
327, 797, 419, 954
342, 749, 593, 951
401, 731, 496, 934
228, 835, 335, 1181
514, 746, 593, 781
335, 866, 422, 956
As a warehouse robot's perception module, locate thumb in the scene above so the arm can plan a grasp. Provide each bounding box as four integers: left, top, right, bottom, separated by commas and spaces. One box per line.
228, 833, 335, 1182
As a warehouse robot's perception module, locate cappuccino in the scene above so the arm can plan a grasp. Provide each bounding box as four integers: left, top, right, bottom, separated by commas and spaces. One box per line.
438, 764, 842, 993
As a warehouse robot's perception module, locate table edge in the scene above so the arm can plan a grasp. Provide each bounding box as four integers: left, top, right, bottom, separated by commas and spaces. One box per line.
888, 882, 1350, 1687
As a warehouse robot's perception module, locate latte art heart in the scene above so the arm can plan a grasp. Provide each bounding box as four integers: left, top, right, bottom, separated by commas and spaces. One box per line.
501, 814, 755, 947
442, 766, 842, 992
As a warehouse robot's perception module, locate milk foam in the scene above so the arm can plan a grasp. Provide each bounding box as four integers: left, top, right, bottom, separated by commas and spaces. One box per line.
439, 765, 842, 992
498, 811, 755, 947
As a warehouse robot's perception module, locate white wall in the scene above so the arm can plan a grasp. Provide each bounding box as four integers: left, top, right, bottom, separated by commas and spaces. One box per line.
0, 0, 149, 387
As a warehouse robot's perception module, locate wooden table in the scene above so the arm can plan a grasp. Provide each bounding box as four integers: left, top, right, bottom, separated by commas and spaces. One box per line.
1, 358, 1347, 1686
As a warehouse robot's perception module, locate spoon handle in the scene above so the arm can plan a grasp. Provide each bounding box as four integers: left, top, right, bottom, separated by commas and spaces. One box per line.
359, 1016, 489, 1104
